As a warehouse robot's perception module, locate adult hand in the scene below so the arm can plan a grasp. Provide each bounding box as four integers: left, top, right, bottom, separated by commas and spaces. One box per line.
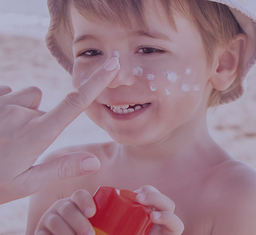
0, 57, 120, 204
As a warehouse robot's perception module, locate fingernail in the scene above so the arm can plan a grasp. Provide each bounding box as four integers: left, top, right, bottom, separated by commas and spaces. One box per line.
82, 158, 100, 172
137, 193, 147, 202
84, 207, 94, 217
153, 211, 162, 220
104, 57, 120, 71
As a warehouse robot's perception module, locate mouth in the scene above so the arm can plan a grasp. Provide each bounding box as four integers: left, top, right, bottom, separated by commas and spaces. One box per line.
105, 103, 151, 114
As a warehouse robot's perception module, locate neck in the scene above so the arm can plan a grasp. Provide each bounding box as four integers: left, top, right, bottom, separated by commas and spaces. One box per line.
116, 113, 223, 171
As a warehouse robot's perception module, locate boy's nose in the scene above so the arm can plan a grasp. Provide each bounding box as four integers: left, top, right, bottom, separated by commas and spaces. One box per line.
107, 58, 137, 89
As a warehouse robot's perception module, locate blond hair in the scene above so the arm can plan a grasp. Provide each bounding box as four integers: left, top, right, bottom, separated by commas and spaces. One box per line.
60, 0, 244, 107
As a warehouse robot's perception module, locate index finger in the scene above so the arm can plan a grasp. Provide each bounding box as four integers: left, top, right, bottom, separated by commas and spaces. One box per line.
38, 57, 120, 134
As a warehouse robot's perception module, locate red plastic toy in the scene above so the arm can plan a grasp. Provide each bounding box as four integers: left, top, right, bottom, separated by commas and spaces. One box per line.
89, 186, 153, 235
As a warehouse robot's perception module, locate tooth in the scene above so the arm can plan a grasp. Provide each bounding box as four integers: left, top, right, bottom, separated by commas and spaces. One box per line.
123, 109, 129, 114
142, 104, 148, 108
113, 108, 121, 113
135, 106, 142, 110
128, 108, 135, 113
120, 105, 129, 109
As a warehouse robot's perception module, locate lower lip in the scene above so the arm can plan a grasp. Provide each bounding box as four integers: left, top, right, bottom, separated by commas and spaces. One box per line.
104, 104, 151, 121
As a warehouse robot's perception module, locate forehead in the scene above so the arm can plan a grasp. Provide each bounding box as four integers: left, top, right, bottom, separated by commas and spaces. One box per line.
70, 1, 203, 54
69, 0, 186, 31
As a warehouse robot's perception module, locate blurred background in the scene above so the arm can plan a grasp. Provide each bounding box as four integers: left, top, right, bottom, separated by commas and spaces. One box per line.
0, 0, 256, 234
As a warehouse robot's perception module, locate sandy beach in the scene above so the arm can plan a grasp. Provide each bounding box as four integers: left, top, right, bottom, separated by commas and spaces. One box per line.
0, 1, 256, 233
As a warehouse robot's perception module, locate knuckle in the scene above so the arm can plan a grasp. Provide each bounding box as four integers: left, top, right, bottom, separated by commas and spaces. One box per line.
64, 91, 87, 109
45, 214, 61, 229
58, 201, 75, 215
71, 189, 92, 204
26, 86, 42, 96
58, 159, 75, 180
0, 85, 12, 95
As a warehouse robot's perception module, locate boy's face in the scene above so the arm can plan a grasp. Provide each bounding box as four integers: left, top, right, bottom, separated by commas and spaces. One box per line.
71, 2, 213, 145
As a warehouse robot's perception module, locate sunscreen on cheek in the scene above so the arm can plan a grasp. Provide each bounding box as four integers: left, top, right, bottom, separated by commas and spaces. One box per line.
133, 67, 143, 77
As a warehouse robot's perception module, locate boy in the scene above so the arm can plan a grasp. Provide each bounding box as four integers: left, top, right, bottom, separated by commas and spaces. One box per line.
26, 0, 256, 234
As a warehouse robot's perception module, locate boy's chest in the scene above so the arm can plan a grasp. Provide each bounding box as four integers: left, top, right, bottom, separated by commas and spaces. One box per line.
71, 166, 215, 235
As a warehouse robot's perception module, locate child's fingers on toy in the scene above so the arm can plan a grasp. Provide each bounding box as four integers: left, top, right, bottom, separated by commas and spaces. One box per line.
0, 85, 12, 96
55, 199, 94, 235
0, 86, 42, 109
150, 211, 184, 235
38, 57, 119, 133
42, 213, 76, 235
70, 189, 96, 218
135, 186, 175, 212
36, 230, 53, 235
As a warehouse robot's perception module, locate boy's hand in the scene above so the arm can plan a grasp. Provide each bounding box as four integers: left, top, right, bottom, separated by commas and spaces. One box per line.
135, 186, 184, 235
0, 57, 119, 204
35, 189, 96, 235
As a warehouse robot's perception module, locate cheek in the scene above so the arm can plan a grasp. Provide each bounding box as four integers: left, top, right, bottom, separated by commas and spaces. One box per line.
131, 64, 205, 99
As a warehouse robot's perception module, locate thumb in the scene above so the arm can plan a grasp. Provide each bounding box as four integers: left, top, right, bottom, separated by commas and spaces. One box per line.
12, 153, 100, 198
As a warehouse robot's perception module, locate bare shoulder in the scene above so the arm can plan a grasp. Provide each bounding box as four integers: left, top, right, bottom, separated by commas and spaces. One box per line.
210, 160, 256, 235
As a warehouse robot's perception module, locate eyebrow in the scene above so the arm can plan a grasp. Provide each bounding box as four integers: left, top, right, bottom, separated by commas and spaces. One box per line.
128, 30, 172, 41
73, 29, 172, 45
73, 34, 99, 45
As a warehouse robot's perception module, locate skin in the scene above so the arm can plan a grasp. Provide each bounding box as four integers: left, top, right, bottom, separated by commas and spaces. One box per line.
26, 1, 256, 235
0, 56, 119, 204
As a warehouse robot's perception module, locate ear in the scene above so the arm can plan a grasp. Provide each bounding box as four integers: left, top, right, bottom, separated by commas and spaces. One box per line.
210, 34, 247, 91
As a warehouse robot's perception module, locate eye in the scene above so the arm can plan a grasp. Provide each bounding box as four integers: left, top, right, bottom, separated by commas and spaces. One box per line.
137, 47, 165, 54
78, 49, 103, 57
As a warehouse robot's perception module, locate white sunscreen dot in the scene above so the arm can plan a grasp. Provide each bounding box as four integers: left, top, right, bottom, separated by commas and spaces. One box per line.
147, 74, 155, 81
193, 85, 201, 91
185, 68, 192, 75
167, 72, 178, 83
182, 84, 191, 92
113, 51, 120, 58
133, 67, 143, 77
150, 84, 158, 92
165, 89, 171, 96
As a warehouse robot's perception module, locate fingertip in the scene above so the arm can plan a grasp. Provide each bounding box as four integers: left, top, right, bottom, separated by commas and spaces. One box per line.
104, 57, 120, 71
82, 157, 101, 173
0, 85, 12, 96
84, 207, 95, 218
